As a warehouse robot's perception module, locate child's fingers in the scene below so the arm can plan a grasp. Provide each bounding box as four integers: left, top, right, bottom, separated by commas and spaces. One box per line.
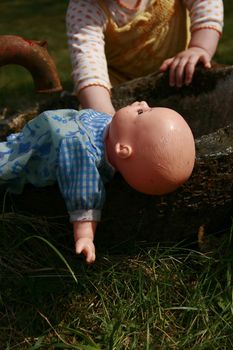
159, 58, 174, 72
184, 55, 200, 85
199, 54, 211, 69
184, 62, 195, 86
173, 57, 188, 87
184, 54, 211, 85
167, 53, 210, 87
204, 62, 211, 68
167, 58, 181, 86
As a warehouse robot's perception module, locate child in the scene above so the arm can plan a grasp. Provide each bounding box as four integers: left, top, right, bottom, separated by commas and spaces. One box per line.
66, 0, 224, 115
0, 102, 195, 263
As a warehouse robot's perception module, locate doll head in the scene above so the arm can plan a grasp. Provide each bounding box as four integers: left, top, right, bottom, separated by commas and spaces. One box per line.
105, 101, 195, 195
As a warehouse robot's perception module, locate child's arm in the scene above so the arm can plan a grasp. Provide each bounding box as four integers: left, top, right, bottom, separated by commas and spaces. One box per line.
66, 0, 114, 114
160, 0, 223, 87
160, 28, 220, 87
73, 221, 97, 264
79, 86, 115, 115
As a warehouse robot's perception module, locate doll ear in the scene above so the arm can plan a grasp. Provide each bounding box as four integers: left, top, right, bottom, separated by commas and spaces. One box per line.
115, 143, 132, 159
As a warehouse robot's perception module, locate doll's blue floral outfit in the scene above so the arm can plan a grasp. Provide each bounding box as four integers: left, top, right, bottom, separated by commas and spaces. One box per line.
0, 109, 115, 222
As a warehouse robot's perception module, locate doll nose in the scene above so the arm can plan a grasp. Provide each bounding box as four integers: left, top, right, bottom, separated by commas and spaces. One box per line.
131, 101, 150, 109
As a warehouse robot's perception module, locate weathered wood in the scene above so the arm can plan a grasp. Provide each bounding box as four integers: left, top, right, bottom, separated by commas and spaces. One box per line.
1, 65, 233, 246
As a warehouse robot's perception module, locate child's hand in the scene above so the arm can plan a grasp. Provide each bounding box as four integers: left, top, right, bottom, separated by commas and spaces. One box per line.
159, 47, 211, 88
75, 237, 96, 264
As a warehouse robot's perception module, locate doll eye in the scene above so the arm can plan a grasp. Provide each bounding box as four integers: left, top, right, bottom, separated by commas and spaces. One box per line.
137, 109, 143, 115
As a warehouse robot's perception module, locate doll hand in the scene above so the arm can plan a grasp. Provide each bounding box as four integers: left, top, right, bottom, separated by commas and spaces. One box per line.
73, 221, 97, 264
159, 47, 211, 87
75, 237, 96, 264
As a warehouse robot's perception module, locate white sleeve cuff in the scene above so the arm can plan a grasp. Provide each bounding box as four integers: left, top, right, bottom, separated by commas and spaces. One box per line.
69, 209, 101, 222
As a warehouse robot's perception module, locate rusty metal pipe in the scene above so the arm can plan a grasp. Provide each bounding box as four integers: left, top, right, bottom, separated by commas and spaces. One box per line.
0, 35, 62, 93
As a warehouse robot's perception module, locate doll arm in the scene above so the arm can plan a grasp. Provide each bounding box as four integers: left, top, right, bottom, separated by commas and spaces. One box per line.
73, 220, 97, 263
160, 0, 223, 87
57, 137, 109, 263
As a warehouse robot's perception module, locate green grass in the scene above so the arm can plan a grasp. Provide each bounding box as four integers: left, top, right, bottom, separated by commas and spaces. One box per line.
0, 1, 233, 349
1, 213, 233, 349
215, 0, 233, 64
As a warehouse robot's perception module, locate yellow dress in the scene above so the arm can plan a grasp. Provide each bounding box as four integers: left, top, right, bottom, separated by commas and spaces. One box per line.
97, 0, 190, 85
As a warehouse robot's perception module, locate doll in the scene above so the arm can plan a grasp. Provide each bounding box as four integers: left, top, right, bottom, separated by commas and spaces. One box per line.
0, 101, 195, 263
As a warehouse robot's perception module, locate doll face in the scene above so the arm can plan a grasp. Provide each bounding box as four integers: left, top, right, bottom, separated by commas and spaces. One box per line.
108, 101, 158, 143
107, 102, 196, 195
113, 101, 153, 125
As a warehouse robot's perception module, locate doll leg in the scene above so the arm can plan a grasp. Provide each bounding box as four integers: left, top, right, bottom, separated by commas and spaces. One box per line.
0, 109, 80, 191
0, 114, 55, 188
0, 131, 34, 183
